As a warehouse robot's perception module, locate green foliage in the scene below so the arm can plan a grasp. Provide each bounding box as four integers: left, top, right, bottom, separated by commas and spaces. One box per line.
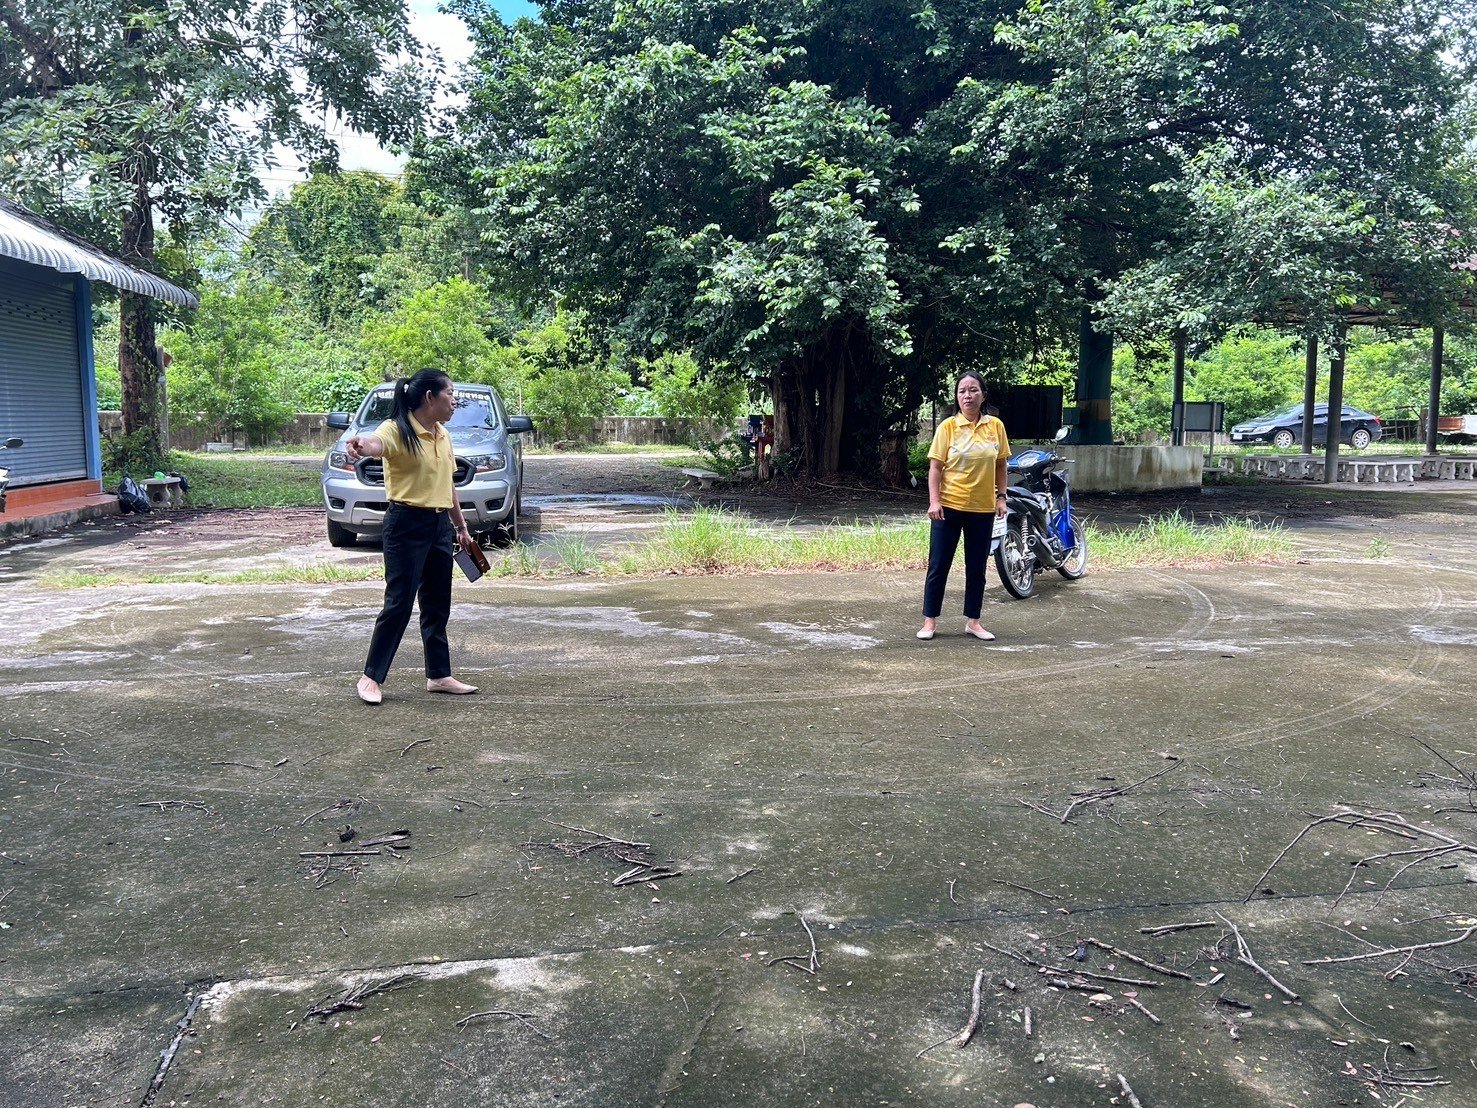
163, 276, 295, 442
0, 0, 434, 435
101, 430, 168, 478
646, 353, 746, 426
248, 171, 407, 327
450, 0, 1477, 471
1189, 328, 1305, 430
516, 312, 626, 439
359, 278, 511, 389
1111, 344, 1175, 442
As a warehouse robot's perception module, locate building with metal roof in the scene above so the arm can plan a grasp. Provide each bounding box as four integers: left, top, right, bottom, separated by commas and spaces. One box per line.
0, 197, 197, 536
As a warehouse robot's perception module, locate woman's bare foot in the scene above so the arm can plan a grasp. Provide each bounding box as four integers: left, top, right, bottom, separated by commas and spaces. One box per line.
357, 676, 383, 705
427, 676, 479, 695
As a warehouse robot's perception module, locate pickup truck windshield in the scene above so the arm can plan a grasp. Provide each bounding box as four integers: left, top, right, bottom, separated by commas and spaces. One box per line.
359, 389, 500, 431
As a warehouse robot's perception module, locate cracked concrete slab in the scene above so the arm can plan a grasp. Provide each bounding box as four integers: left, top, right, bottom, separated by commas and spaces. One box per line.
1, 485, 1476, 1106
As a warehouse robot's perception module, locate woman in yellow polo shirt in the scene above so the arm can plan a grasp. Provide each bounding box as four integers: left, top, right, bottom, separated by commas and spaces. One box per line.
917, 371, 1010, 641
345, 369, 479, 705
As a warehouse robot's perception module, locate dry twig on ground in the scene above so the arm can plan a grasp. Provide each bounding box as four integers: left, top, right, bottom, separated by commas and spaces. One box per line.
455, 1009, 551, 1040
526, 820, 681, 887
1212, 913, 1300, 1000
1019, 759, 1181, 824
767, 914, 821, 975
1246, 807, 1476, 903
304, 973, 423, 1022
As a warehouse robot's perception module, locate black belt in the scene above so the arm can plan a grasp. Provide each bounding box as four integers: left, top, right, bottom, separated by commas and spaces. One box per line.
388, 501, 448, 513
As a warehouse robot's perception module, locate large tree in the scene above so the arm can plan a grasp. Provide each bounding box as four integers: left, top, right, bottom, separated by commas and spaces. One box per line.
451, 0, 1477, 476
0, 0, 433, 458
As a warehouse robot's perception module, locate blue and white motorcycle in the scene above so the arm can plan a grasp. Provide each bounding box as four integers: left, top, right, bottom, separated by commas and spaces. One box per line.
994, 446, 1088, 599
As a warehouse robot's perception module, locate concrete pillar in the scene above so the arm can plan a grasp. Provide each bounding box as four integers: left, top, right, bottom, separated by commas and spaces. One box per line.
1427, 327, 1444, 455
1301, 335, 1318, 454
1323, 331, 1346, 483
1076, 309, 1113, 445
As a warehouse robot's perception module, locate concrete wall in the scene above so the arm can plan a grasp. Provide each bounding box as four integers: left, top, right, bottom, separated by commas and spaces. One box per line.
1055, 445, 1204, 492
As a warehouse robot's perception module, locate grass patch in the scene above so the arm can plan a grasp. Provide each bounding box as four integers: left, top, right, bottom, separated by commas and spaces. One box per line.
1087, 511, 1293, 568
42, 562, 381, 589
104, 452, 323, 510
615, 508, 1293, 576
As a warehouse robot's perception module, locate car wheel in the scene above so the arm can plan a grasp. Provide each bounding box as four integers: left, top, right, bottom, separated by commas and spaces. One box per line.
1271, 428, 1296, 450
1349, 427, 1372, 450
326, 518, 357, 548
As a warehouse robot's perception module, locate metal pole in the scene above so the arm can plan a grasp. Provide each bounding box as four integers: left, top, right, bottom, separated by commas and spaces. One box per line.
1427, 326, 1444, 455
1301, 335, 1318, 454
1323, 331, 1346, 483
1171, 331, 1186, 447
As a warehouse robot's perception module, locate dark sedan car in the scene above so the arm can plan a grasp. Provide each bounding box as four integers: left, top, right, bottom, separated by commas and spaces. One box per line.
1229, 403, 1383, 450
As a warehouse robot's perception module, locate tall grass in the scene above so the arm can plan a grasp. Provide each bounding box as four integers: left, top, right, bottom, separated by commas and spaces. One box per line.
1087, 511, 1292, 567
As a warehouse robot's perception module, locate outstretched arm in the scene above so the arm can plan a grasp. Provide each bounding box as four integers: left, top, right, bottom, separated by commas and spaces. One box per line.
344, 434, 385, 461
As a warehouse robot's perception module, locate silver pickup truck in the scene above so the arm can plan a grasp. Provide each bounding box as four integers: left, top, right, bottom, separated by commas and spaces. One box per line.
320, 382, 534, 548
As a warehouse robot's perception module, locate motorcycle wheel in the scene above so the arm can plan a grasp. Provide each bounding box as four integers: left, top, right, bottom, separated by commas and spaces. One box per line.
1057, 526, 1088, 579
994, 520, 1036, 599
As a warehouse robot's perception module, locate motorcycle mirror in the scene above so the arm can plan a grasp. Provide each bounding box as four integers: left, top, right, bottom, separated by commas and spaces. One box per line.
1053, 427, 1069, 443
3, 437, 22, 449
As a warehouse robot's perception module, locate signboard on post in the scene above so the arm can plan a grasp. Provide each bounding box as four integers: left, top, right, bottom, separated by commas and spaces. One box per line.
1173, 401, 1225, 465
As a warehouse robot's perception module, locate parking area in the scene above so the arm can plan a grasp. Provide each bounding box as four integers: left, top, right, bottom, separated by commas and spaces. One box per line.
1, 473, 1476, 1106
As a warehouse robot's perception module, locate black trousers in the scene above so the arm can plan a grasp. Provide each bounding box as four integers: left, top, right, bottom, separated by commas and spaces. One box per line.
923, 507, 995, 620
363, 504, 455, 683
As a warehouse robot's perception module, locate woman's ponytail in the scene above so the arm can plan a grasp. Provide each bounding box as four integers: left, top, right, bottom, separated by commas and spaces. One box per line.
389, 369, 451, 457
390, 376, 420, 457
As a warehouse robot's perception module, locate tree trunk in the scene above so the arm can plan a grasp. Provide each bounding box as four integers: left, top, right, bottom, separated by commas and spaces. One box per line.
765, 325, 871, 479
117, 26, 164, 459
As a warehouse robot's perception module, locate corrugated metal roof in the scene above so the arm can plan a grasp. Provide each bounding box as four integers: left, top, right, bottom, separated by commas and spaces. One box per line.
0, 198, 198, 308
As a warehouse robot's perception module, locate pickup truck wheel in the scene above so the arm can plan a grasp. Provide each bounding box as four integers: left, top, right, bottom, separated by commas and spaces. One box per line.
326, 518, 357, 548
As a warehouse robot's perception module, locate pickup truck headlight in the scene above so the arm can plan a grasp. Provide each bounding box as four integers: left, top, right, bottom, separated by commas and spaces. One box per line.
466, 454, 507, 474
327, 450, 354, 472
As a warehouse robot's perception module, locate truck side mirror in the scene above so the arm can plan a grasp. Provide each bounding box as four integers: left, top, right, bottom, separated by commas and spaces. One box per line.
506, 415, 535, 434
325, 413, 350, 430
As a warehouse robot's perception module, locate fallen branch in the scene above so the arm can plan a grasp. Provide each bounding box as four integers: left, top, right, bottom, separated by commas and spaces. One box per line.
1139, 921, 1215, 937
992, 879, 1061, 901
1304, 926, 1477, 966
400, 738, 432, 757
1022, 759, 1181, 824
952, 969, 985, 1049
1084, 937, 1193, 980
305, 973, 423, 1022
1246, 807, 1475, 903
767, 914, 821, 975
1213, 913, 1299, 1000
728, 868, 754, 885
299, 849, 381, 858
1126, 997, 1161, 1025
141, 993, 205, 1107
1117, 1074, 1145, 1108
137, 800, 212, 814
978, 939, 1159, 988
1023, 1006, 1033, 1037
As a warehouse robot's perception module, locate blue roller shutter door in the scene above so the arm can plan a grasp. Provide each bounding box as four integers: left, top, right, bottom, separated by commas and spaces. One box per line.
0, 264, 86, 485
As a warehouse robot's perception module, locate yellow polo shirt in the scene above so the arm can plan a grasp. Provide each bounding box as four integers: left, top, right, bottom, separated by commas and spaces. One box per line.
928, 414, 1010, 512
374, 415, 454, 509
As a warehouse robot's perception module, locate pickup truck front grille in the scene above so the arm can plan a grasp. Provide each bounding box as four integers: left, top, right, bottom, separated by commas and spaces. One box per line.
357, 458, 475, 486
